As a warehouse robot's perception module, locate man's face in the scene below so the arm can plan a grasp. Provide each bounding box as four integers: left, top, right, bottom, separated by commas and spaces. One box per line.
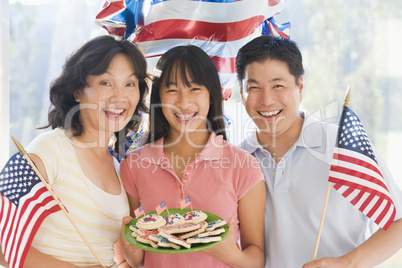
241, 59, 303, 139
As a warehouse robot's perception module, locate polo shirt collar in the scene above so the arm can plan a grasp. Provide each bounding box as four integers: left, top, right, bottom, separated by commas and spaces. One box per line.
139, 131, 224, 165
242, 111, 325, 154
197, 131, 224, 161
241, 130, 263, 155
296, 111, 324, 149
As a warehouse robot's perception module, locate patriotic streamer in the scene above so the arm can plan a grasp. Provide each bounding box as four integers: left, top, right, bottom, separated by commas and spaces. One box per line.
95, 0, 291, 100
262, 17, 291, 37
95, 0, 144, 38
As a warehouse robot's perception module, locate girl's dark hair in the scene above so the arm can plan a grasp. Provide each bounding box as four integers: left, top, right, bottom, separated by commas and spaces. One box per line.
146, 45, 227, 143
236, 35, 305, 85
42, 35, 149, 156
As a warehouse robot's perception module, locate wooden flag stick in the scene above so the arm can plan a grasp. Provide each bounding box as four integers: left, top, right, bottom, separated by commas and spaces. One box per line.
312, 182, 331, 260
12, 137, 106, 267
312, 86, 351, 260
344, 86, 351, 108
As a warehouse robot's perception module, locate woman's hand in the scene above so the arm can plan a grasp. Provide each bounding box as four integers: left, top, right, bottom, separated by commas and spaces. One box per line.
120, 216, 144, 268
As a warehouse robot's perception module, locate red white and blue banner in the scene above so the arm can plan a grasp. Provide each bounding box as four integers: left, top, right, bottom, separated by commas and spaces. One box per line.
95, 0, 290, 100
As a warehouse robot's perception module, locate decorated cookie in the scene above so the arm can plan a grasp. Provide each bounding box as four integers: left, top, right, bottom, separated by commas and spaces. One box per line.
165, 213, 185, 225
131, 228, 158, 238
136, 214, 166, 230
178, 221, 208, 239
158, 237, 180, 250
129, 209, 227, 250
158, 221, 201, 234
186, 236, 222, 244
205, 219, 227, 231
198, 228, 226, 237
183, 210, 208, 223
148, 234, 165, 243
129, 225, 140, 237
136, 229, 159, 236
149, 234, 180, 249
159, 232, 191, 249
137, 235, 159, 248
178, 226, 204, 239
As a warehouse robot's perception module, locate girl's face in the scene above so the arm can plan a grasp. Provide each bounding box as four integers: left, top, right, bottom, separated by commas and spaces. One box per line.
159, 71, 211, 139
74, 54, 140, 137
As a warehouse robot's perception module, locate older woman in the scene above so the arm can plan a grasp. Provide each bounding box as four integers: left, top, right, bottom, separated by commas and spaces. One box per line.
0, 35, 148, 267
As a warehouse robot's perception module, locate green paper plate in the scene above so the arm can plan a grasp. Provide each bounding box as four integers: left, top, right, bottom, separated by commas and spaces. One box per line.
123, 208, 229, 254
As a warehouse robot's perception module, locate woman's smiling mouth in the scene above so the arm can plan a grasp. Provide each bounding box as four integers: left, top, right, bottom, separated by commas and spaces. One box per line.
104, 108, 125, 118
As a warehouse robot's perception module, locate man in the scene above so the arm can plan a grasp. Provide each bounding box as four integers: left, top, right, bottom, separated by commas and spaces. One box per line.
236, 35, 402, 268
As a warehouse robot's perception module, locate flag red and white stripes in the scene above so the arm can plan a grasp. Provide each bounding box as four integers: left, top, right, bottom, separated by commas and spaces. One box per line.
179, 196, 191, 210
0, 153, 61, 268
95, 0, 289, 100
155, 200, 167, 215
328, 106, 396, 230
134, 204, 144, 218
134, 0, 285, 99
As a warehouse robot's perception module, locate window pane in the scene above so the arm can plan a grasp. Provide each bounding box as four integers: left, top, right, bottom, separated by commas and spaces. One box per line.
9, 0, 103, 155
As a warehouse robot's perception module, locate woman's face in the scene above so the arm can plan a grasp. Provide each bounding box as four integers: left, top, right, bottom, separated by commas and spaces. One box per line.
159, 71, 210, 140
74, 53, 141, 137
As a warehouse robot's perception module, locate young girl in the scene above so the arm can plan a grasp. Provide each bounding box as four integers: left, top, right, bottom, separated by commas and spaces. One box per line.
120, 45, 266, 267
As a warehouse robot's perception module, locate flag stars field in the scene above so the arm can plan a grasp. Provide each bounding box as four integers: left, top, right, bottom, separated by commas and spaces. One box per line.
338, 111, 377, 160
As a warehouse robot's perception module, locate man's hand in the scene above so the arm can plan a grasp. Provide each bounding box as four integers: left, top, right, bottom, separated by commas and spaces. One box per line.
303, 256, 353, 268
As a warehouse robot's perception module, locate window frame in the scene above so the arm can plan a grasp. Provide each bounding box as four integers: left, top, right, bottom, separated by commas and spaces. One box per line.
1, 0, 10, 168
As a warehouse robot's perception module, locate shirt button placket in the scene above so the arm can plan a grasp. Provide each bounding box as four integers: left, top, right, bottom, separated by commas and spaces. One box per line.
183, 164, 193, 184
180, 164, 193, 201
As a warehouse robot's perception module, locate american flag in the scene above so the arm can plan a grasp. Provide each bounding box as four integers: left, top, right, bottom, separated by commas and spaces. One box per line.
179, 196, 191, 210
328, 106, 396, 230
0, 153, 61, 268
155, 200, 167, 215
95, 0, 290, 100
134, 204, 144, 218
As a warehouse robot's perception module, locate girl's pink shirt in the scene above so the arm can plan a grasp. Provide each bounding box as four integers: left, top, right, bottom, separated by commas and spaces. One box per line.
120, 132, 264, 267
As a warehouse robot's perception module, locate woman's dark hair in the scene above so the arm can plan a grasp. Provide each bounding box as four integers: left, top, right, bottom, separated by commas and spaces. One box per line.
236, 35, 305, 85
42, 35, 149, 156
146, 45, 227, 143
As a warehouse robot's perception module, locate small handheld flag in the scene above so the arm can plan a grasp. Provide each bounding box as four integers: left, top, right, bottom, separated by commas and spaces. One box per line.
180, 196, 192, 210
6, 137, 106, 267
312, 87, 396, 260
0, 153, 61, 268
134, 204, 144, 218
155, 201, 167, 215
328, 106, 396, 230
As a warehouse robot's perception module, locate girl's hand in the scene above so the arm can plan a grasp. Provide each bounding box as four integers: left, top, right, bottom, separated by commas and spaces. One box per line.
201, 218, 240, 262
